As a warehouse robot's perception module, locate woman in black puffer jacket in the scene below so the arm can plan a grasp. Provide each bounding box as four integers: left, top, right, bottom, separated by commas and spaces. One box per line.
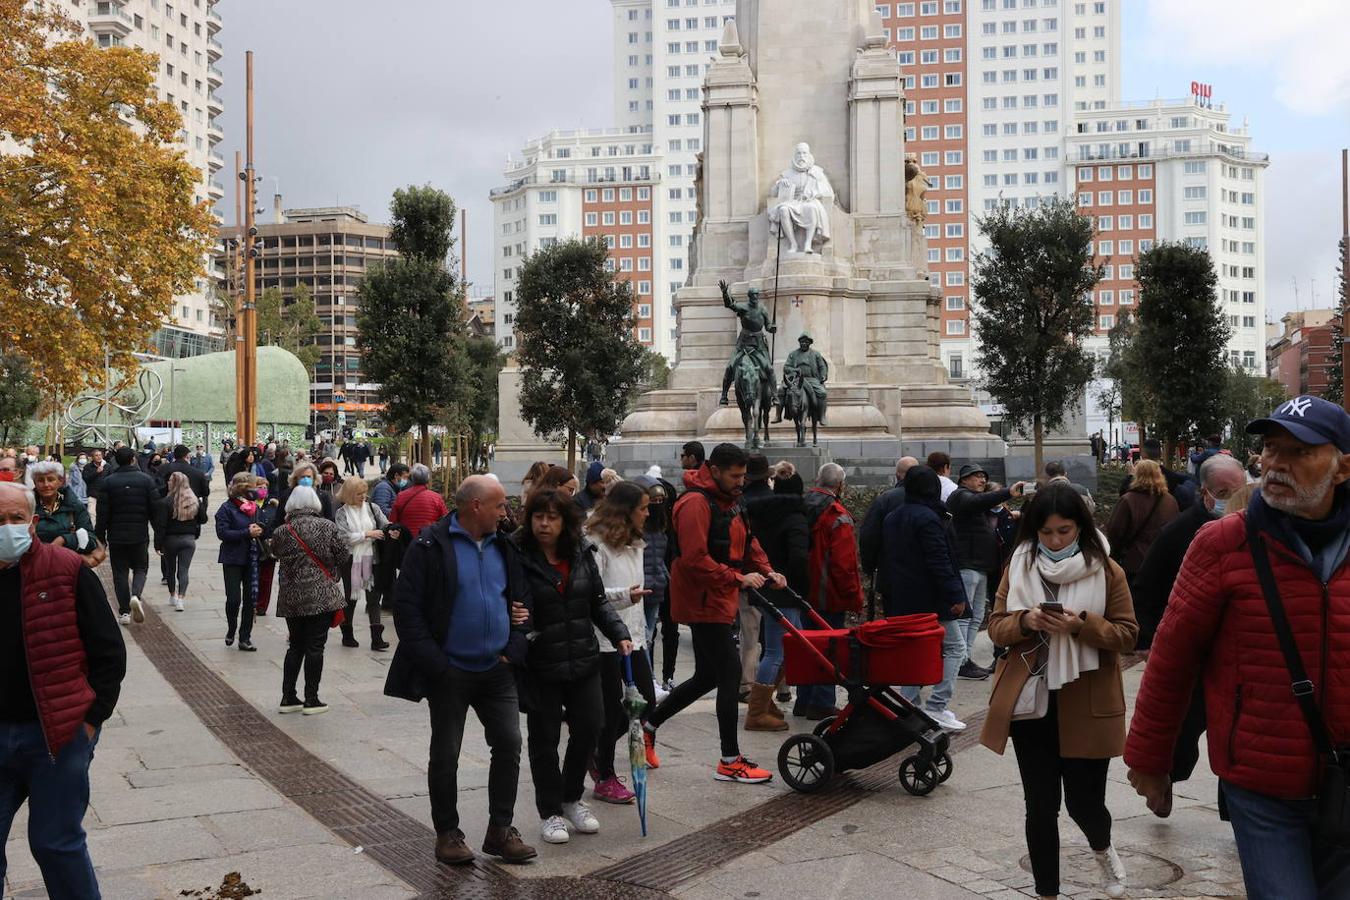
513, 488, 631, 844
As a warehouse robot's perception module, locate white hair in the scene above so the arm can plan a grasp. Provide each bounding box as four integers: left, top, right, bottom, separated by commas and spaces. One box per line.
24, 460, 65, 487
410, 463, 432, 486
0, 482, 36, 517
285, 485, 322, 517
817, 462, 846, 490
1199, 453, 1245, 489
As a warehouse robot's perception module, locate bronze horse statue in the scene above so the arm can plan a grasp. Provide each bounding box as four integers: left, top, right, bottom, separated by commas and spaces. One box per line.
733, 356, 773, 449
782, 369, 825, 447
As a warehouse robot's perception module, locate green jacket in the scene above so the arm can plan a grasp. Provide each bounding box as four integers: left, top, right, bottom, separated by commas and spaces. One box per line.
35, 487, 96, 550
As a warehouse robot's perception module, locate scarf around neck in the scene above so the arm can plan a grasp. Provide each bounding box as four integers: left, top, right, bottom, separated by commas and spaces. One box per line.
1006, 533, 1111, 690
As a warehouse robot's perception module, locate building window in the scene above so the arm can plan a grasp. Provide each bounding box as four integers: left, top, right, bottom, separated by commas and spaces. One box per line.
945, 319, 966, 335
949, 354, 964, 378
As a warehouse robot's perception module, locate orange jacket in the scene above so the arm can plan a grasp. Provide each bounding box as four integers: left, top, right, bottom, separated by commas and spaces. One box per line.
669, 466, 772, 624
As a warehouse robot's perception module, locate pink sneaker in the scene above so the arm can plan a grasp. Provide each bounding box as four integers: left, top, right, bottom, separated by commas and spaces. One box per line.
592, 775, 636, 805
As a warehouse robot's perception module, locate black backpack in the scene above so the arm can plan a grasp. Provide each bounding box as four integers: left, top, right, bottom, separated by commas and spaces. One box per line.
669, 486, 746, 570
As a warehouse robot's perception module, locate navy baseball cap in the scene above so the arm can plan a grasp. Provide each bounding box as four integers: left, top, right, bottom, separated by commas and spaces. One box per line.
1246, 396, 1350, 453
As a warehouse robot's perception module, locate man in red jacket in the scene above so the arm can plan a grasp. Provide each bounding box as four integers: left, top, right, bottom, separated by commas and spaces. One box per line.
391, 463, 449, 540
1125, 396, 1350, 899
643, 443, 785, 783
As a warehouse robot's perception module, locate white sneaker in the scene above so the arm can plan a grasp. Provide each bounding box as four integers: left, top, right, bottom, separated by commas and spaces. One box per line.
929, 709, 967, 732
129, 595, 145, 624
1095, 846, 1126, 898
174, 596, 185, 612
652, 679, 670, 703
561, 799, 600, 834
118, 613, 131, 627
540, 815, 570, 844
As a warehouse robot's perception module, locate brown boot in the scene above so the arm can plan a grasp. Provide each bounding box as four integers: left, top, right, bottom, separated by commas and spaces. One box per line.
744, 683, 789, 731
482, 825, 537, 864
434, 829, 474, 865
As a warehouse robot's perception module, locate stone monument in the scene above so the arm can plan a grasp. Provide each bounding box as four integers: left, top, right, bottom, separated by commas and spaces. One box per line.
606, 0, 1000, 486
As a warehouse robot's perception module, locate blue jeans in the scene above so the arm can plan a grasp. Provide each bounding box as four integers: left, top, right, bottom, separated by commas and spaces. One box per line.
901, 618, 964, 714
1223, 780, 1350, 900
643, 598, 661, 649
0, 721, 101, 899
755, 606, 802, 684
958, 568, 987, 664
796, 610, 844, 709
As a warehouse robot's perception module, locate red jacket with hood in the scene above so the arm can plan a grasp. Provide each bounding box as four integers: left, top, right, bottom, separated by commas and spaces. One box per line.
805, 488, 865, 614
669, 466, 772, 624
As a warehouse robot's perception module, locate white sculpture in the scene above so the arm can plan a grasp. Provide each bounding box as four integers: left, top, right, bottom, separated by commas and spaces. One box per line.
767, 142, 834, 254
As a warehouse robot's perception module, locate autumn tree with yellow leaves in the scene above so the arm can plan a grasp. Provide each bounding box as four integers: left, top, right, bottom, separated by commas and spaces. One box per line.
0, 0, 215, 400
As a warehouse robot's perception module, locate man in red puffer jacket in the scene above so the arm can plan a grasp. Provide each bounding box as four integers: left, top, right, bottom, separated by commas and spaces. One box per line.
1125, 396, 1350, 900
391, 463, 449, 540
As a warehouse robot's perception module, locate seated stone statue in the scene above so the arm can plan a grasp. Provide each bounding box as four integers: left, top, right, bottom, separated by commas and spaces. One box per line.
768, 142, 834, 254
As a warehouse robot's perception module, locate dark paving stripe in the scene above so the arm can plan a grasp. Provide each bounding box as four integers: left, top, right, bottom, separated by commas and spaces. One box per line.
594, 655, 1145, 891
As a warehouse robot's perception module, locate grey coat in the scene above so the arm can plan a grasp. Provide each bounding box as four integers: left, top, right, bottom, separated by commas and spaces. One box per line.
271, 509, 350, 618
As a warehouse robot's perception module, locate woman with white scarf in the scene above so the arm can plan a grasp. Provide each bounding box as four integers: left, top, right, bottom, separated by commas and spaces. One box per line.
333, 477, 390, 651
980, 483, 1138, 900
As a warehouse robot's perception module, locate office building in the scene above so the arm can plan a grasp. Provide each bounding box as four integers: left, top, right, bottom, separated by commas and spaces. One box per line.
491, 129, 663, 353
217, 205, 399, 428
1267, 309, 1338, 399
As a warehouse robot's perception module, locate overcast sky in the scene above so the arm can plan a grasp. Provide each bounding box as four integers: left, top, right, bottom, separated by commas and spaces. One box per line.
217, 0, 1350, 320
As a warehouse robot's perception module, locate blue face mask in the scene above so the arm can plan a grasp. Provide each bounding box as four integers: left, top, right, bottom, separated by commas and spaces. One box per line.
0, 524, 33, 563
1038, 540, 1080, 563
1211, 498, 1227, 516
297, 476, 314, 488
396, 479, 409, 489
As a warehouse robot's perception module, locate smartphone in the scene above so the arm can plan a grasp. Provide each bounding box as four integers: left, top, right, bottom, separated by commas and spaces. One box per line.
1039, 601, 1064, 614
1023, 483, 1037, 495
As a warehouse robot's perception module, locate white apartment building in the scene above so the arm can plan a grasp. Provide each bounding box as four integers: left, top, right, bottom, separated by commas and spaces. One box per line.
611, 0, 737, 355
54, 0, 226, 354
1065, 96, 1269, 435
491, 129, 665, 352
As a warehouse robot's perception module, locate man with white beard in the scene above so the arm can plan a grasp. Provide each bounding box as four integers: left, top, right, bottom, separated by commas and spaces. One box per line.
767, 143, 834, 254
1124, 396, 1350, 900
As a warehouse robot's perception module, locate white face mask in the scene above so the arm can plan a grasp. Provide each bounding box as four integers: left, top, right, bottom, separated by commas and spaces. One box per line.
77, 457, 87, 466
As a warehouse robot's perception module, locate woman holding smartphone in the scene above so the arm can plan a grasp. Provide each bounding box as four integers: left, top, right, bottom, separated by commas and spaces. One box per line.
980, 483, 1139, 900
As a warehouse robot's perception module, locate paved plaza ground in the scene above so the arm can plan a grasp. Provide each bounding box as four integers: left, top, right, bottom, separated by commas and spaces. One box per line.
4, 470, 1248, 899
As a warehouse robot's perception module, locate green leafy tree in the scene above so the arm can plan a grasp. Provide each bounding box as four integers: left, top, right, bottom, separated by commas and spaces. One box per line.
1222, 365, 1288, 456
972, 197, 1102, 474
515, 238, 648, 470
463, 336, 505, 467
1124, 242, 1230, 457
256, 282, 322, 370
356, 186, 468, 464
1326, 237, 1347, 405
0, 352, 40, 445
641, 349, 671, 391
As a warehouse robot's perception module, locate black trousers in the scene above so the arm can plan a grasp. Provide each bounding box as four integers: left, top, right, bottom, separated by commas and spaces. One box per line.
527, 669, 603, 818
340, 568, 383, 630
161, 534, 197, 596
222, 564, 254, 642
647, 622, 741, 759
1009, 694, 1113, 898
282, 613, 330, 702
659, 593, 680, 682
427, 662, 521, 834
595, 651, 655, 779
108, 541, 149, 614
1171, 682, 1208, 783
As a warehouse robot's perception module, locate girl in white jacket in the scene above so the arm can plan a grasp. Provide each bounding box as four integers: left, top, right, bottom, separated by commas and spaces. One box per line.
584, 480, 657, 803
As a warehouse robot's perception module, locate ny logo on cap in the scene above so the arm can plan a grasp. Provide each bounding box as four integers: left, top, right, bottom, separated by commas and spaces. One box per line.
1280, 397, 1314, 418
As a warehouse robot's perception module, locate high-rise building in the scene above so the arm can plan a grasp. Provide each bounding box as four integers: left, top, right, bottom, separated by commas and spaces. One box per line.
881, 0, 1122, 380
491, 129, 663, 353
611, 0, 737, 355
53, 0, 227, 354
216, 206, 399, 430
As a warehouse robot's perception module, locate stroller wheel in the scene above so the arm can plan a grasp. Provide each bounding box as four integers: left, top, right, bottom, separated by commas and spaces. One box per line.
777, 734, 835, 794
933, 753, 953, 784
811, 715, 837, 737
899, 756, 940, 796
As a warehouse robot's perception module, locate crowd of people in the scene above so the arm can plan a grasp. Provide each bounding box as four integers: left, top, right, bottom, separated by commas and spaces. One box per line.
4, 392, 1349, 899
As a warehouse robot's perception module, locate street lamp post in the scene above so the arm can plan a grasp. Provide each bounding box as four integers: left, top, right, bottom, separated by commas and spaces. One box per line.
169, 365, 187, 445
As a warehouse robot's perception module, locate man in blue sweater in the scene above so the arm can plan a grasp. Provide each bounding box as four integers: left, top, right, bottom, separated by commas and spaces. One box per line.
385, 475, 535, 866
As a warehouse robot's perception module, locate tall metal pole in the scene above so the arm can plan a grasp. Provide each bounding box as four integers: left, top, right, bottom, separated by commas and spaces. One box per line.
241, 51, 258, 446
233, 149, 244, 442
461, 208, 468, 289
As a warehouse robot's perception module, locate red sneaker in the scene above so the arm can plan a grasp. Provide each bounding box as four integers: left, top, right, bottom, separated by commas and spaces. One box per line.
643, 729, 661, 769
715, 755, 773, 784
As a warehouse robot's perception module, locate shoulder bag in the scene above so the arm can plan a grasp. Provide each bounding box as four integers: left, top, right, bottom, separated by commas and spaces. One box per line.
1248, 515, 1350, 844
1011, 574, 1055, 721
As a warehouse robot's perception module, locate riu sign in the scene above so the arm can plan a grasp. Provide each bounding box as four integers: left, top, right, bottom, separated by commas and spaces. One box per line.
1191, 81, 1213, 107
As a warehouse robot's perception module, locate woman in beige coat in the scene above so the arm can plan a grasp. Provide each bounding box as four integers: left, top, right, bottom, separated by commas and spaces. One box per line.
980, 483, 1138, 900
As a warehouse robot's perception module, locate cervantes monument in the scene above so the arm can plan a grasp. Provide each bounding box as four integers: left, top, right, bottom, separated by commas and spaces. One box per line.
606, 0, 999, 481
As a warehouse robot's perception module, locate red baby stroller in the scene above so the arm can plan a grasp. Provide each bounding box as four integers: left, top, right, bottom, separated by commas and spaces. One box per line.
748, 588, 954, 796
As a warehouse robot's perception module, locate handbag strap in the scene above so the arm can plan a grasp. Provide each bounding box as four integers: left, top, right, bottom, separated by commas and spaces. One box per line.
287, 523, 335, 581
1245, 514, 1337, 760
1122, 494, 1165, 552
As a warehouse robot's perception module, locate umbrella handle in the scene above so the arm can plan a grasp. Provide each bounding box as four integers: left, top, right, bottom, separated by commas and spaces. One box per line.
622, 652, 634, 686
